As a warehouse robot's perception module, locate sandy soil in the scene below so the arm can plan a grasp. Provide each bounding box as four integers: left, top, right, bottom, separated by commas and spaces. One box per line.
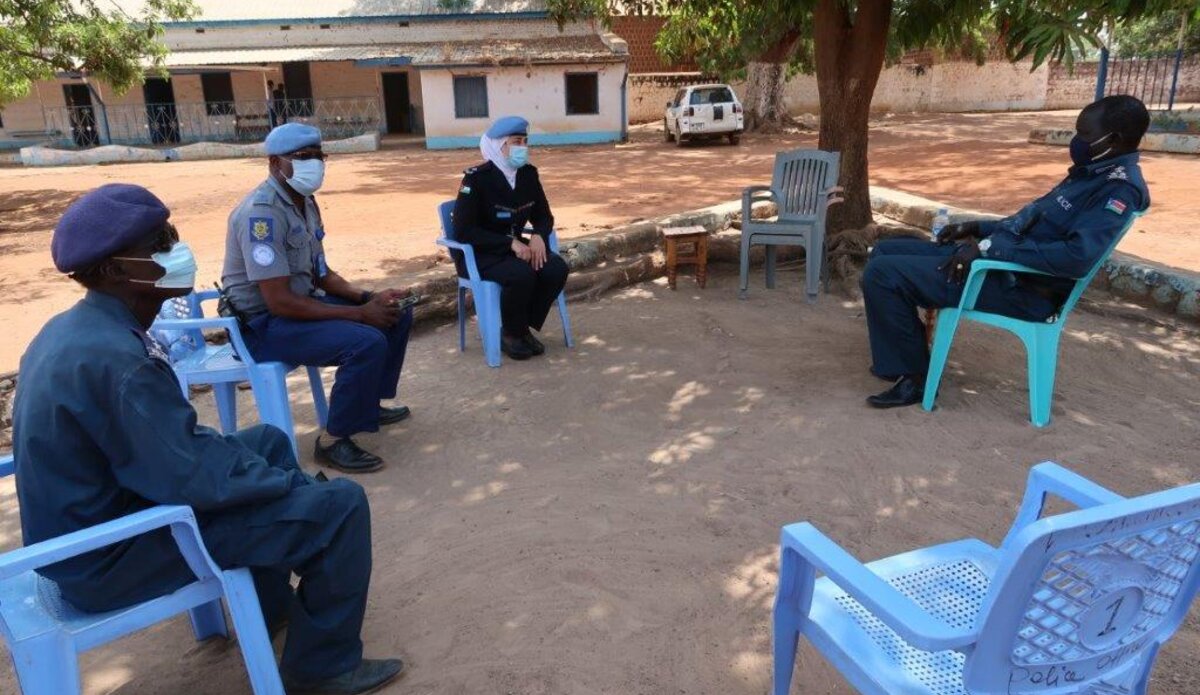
3, 109, 1200, 372
1, 269, 1198, 694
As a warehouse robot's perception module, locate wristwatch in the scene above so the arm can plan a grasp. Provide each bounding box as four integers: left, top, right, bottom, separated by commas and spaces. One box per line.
977, 238, 992, 257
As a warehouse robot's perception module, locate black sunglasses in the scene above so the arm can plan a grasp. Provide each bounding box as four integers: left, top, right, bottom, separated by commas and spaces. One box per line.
289, 151, 327, 161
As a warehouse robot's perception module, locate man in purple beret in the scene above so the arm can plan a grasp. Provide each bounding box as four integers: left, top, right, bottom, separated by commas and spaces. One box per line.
12, 183, 404, 694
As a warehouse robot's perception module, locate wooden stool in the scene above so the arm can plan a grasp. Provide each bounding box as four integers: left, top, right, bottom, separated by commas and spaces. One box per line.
662, 225, 709, 290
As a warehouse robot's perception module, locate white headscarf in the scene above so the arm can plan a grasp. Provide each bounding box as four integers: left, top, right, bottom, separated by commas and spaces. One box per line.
480, 133, 519, 189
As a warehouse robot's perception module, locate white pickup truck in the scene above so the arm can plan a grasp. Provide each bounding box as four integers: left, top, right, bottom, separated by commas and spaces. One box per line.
664, 84, 744, 146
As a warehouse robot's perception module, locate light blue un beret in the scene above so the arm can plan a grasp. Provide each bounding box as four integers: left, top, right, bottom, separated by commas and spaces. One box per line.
265, 123, 322, 156
52, 184, 170, 273
485, 116, 529, 139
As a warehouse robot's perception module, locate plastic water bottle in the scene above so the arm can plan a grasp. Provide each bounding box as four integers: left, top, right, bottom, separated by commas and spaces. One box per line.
931, 207, 950, 241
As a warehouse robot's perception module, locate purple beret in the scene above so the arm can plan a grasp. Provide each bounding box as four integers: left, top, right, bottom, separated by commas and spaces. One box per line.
51, 184, 171, 273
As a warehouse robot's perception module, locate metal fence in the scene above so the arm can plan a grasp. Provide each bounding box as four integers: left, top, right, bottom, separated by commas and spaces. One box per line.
1096, 48, 1195, 110
42, 97, 383, 149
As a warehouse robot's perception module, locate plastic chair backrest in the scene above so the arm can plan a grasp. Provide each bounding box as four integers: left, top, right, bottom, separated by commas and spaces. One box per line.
964, 482, 1200, 692
772, 150, 841, 220
1057, 210, 1143, 317
438, 200, 455, 240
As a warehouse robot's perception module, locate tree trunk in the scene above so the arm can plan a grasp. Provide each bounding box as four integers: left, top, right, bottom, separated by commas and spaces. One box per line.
743, 61, 787, 131
741, 31, 801, 132
813, 0, 893, 232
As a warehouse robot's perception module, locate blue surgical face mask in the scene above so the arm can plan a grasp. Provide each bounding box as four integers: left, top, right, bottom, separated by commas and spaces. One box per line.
286, 158, 325, 196
115, 241, 198, 289
506, 145, 529, 169
1069, 132, 1114, 166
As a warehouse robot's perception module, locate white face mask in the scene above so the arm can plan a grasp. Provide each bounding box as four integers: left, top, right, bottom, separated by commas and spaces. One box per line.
286, 158, 325, 196
114, 241, 198, 289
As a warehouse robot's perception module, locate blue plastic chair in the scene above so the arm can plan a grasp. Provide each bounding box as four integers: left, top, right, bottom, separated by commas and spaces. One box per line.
773, 460, 1200, 695
152, 291, 329, 458
923, 212, 1143, 427
435, 200, 574, 367
0, 453, 284, 694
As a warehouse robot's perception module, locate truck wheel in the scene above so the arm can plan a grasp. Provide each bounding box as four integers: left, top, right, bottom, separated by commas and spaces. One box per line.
728, 133, 740, 145
664, 119, 674, 142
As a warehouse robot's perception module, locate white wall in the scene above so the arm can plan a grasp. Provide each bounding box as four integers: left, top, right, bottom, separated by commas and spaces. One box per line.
420, 62, 625, 147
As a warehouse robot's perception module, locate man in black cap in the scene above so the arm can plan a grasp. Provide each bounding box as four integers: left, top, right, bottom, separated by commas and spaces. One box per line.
12, 184, 404, 694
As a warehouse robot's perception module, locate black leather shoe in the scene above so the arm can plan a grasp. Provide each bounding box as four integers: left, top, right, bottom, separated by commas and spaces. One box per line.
378, 405, 411, 426
282, 658, 405, 695
314, 436, 384, 473
524, 331, 545, 356
501, 333, 534, 360
866, 376, 925, 409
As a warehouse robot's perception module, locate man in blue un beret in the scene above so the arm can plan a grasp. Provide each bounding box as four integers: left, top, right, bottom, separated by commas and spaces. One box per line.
12, 183, 404, 694
221, 123, 416, 472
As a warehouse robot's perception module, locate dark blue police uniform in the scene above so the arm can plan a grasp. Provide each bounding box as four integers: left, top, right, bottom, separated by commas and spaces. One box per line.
13, 290, 374, 682
452, 160, 569, 333
222, 177, 412, 439
862, 152, 1150, 379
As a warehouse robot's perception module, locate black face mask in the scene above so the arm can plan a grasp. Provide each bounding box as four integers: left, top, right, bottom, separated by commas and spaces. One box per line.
1069, 132, 1115, 166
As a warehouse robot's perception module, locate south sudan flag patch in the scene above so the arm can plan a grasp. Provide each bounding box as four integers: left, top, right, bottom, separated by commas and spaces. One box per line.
1104, 198, 1128, 215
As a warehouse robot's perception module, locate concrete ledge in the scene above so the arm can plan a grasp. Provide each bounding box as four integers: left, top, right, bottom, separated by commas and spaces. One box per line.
869, 185, 1200, 322
1029, 128, 1200, 155
18, 132, 380, 167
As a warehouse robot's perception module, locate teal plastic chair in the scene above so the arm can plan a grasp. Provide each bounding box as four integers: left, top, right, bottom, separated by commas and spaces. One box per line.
0, 453, 284, 694
923, 212, 1143, 427
773, 460, 1200, 695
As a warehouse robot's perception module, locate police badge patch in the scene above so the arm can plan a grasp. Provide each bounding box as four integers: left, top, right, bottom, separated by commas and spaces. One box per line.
248, 216, 275, 242
252, 243, 276, 267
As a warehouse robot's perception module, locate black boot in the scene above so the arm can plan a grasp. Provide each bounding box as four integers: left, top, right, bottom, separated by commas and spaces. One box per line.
523, 331, 545, 356
378, 404, 411, 426
866, 376, 925, 409
501, 331, 534, 360
314, 436, 384, 473
282, 658, 405, 695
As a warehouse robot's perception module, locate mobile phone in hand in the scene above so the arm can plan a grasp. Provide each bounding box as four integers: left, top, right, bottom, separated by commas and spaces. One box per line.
390, 294, 421, 310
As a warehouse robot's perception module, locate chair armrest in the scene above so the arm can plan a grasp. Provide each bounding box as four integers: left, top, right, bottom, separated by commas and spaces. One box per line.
193, 289, 221, 303
742, 186, 777, 226
823, 186, 845, 210
0, 454, 12, 478
153, 317, 255, 366
436, 237, 483, 284
780, 523, 978, 652
743, 185, 776, 199
1001, 462, 1124, 550
0, 505, 221, 583
958, 259, 1054, 311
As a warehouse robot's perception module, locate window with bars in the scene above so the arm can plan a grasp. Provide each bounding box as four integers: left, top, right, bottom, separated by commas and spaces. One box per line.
565, 72, 599, 115
201, 73, 236, 115
453, 76, 488, 119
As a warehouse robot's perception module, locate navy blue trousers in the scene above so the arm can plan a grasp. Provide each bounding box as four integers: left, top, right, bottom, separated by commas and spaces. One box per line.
476, 252, 569, 334
861, 237, 1057, 379
244, 296, 412, 438
58, 425, 373, 681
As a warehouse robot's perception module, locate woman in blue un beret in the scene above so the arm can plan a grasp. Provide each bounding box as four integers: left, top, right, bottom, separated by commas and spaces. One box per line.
451, 116, 570, 360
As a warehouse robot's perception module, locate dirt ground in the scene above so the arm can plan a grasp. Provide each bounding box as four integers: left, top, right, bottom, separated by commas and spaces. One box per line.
3, 109, 1200, 372
0, 269, 1198, 694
